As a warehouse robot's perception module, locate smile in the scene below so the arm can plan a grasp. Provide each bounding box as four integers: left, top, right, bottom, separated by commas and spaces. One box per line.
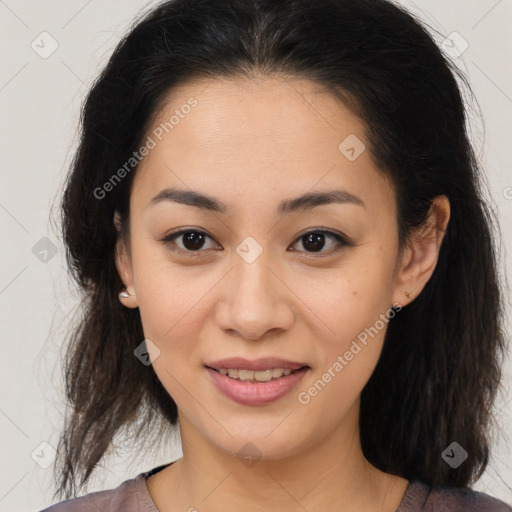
208, 367, 305, 382
205, 365, 310, 406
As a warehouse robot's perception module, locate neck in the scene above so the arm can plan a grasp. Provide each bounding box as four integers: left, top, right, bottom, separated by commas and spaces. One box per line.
148, 403, 409, 512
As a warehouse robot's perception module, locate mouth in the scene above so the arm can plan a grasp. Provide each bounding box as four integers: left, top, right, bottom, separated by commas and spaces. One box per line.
204, 363, 311, 405
204, 356, 310, 383
205, 365, 310, 383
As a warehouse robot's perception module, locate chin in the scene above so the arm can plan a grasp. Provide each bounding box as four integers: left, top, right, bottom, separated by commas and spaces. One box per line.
208, 427, 315, 464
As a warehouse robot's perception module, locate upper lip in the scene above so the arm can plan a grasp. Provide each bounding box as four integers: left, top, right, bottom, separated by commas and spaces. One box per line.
205, 357, 308, 371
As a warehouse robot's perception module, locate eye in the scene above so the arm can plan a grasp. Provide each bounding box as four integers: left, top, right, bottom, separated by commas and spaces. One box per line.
160, 229, 218, 255
160, 228, 351, 257
289, 229, 351, 256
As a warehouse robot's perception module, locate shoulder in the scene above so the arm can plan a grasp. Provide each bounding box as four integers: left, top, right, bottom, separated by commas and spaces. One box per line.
38, 471, 157, 512
399, 480, 512, 512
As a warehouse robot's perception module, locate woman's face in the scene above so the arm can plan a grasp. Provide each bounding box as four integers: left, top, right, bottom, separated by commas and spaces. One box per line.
116, 76, 418, 461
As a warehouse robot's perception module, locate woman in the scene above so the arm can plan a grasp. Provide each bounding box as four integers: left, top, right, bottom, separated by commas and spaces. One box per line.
41, 0, 512, 510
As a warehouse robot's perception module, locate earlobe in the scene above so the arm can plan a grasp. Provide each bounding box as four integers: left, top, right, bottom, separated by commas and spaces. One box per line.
392, 195, 450, 306
114, 212, 138, 308
116, 245, 138, 308
118, 284, 138, 308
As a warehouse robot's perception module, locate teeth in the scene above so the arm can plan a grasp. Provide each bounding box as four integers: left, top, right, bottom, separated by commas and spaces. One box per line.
217, 368, 296, 382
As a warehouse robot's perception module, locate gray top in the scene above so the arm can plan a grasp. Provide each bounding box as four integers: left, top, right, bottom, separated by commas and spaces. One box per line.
39, 462, 512, 511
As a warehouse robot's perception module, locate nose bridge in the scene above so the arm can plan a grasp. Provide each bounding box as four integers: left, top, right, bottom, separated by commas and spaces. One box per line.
217, 235, 293, 339
232, 237, 278, 311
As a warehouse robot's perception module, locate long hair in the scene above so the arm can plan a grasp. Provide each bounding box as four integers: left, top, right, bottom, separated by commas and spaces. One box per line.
53, 0, 508, 499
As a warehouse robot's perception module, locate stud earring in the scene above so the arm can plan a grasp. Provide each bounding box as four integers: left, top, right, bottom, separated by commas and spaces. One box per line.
119, 287, 130, 299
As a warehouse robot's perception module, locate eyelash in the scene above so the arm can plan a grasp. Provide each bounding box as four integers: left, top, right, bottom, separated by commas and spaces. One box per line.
159, 227, 352, 258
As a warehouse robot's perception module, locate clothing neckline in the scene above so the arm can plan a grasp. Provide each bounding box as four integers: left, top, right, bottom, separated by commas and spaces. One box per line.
135, 462, 424, 512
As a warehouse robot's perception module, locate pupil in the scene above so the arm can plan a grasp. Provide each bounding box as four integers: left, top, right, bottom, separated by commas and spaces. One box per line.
184, 232, 205, 250
303, 232, 325, 252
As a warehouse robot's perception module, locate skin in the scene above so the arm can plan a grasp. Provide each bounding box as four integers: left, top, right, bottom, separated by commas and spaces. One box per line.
115, 75, 450, 512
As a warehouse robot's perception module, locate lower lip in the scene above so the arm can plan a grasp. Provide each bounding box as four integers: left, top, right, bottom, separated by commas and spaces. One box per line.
205, 366, 309, 406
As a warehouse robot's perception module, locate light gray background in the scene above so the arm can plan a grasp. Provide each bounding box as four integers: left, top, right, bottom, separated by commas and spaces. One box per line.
1, 0, 511, 510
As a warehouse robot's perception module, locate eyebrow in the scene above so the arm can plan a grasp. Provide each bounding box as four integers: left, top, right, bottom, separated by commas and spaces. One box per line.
149, 187, 365, 215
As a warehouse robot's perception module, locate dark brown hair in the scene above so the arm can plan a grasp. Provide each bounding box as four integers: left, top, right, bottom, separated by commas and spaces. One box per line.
52, 0, 508, 500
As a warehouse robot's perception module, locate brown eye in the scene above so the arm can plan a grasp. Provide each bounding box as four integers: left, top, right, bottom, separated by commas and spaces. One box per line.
178, 231, 208, 251
290, 230, 350, 256
161, 229, 218, 254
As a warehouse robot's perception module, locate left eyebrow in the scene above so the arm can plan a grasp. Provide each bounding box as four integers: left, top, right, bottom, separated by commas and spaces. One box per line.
277, 189, 365, 214
148, 187, 366, 215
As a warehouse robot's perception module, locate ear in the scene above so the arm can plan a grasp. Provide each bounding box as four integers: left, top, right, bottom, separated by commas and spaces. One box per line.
392, 195, 450, 307
114, 211, 139, 308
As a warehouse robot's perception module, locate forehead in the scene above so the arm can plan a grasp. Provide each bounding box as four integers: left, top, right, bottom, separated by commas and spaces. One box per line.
148, 75, 366, 157
131, 75, 395, 217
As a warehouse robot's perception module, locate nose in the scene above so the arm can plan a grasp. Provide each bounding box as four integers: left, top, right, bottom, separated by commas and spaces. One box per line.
214, 249, 295, 341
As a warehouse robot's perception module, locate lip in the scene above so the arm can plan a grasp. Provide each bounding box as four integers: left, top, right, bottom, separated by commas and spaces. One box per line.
206, 366, 309, 406
204, 357, 308, 371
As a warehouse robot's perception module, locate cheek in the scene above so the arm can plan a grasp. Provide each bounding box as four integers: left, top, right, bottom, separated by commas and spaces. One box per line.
131, 245, 222, 365
295, 277, 393, 414
296, 260, 395, 410
302, 256, 394, 340
135, 270, 209, 345
133, 264, 212, 403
